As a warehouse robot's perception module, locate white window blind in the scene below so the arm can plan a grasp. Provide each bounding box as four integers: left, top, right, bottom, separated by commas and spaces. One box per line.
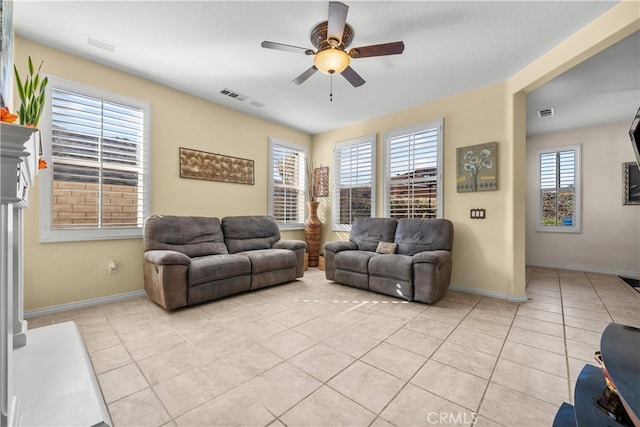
384, 119, 443, 219
333, 136, 375, 230
538, 145, 580, 232
40, 78, 150, 242
269, 138, 306, 228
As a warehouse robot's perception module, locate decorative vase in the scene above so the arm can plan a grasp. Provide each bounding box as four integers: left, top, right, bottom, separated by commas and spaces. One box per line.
304, 201, 322, 267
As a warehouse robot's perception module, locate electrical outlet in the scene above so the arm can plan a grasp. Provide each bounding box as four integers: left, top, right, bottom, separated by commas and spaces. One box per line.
108, 260, 118, 274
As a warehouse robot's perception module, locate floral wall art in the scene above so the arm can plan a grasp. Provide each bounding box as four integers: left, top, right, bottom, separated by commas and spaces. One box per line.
456, 142, 497, 192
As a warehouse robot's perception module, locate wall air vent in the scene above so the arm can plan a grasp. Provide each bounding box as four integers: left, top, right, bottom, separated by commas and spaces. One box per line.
538, 108, 555, 118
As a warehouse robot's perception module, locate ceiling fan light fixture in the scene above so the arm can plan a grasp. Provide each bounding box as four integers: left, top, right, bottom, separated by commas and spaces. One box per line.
314, 48, 350, 75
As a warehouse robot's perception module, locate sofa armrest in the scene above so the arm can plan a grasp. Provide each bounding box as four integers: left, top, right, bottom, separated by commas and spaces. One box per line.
324, 241, 358, 254
412, 250, 451, 265
273, 240, 307, 278
412, 250, 452, 304
273, 239, 307, 251
144, 250, 191, 266
323, 241, 358, 280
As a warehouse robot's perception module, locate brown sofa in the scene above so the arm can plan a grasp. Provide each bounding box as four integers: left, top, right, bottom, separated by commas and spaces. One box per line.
142, 215, 306, 310
324, 217, 454, 304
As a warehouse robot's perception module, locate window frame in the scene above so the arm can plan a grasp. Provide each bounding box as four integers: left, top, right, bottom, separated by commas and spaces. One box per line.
382, 119, 444, 219
268, 137, 308, 230
332, 135, 376, 231
536, 144, 581, 233
39, 76, 151, 243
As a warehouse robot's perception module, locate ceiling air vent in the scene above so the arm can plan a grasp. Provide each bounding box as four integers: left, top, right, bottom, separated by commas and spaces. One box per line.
220, 89, 248, 102
537, 108, 555, 118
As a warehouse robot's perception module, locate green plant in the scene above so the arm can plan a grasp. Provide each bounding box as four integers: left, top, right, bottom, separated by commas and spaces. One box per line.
14, 56, 48, 126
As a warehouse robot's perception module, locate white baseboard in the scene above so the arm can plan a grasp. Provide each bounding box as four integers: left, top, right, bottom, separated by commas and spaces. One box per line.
527, 263, 640, 280
448, 284, 528, 303
25, 290, 147, 318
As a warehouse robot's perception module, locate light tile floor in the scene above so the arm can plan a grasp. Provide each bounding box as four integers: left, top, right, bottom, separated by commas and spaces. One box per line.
28, 267, 640, 426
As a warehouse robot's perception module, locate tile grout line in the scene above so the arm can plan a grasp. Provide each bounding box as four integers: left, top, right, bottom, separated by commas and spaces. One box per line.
558, 270, 575, 406
470, 293, 523, 427
470, 268, 572, 426
38, 268, 638, 427
371, 296, 486, 427
98, 300, 176, 426
272, 296, 429, 427
586, 273, 623, 324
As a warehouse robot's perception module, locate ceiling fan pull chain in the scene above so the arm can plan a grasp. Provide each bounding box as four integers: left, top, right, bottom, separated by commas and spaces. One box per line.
330, 73, 334, 102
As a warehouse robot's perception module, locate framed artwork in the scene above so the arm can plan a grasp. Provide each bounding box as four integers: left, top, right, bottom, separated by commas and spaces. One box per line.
456, 142, 498, 192
179, 147, 254, 185
623, 161, 640, 205
314, 166, 329, 197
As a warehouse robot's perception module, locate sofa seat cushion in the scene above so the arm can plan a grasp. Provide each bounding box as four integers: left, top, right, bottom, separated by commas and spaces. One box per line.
188, 254, 251, 286
368, 254, 413, 282
239, 249, 296, 274
335, 250, 377, 274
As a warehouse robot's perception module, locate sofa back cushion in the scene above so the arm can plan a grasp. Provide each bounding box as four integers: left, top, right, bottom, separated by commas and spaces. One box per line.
349, 218, 398, 252
143, 215, 228, 257
395, 218, 454, 256
222, 215, 280, 253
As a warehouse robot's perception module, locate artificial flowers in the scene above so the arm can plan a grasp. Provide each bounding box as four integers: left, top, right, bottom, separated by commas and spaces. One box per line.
0, 106, 18, 123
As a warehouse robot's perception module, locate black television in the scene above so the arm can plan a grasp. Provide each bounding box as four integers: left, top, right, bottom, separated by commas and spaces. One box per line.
630, 106, 640, 168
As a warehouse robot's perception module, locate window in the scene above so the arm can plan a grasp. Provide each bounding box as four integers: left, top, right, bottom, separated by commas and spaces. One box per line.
537, 145, 581, 233
383, 119, 443, 218
332, 135, 376, 230
268, 138, 307, 229
40, 77, 150, 242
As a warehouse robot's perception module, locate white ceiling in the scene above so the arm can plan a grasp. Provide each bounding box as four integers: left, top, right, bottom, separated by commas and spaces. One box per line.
527, 31, 640, 136
13, 1, 637, 136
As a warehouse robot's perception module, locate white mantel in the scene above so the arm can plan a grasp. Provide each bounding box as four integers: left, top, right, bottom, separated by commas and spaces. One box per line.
1, 123, 39, 350
1, 122, 38, 427
0, 122, 110, 427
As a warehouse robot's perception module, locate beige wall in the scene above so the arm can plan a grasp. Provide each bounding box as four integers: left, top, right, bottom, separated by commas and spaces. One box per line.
312, 82, 523, 299
313, 1, 639, 301
17, 1, 639, 310
17, 37, 311, 311
526, 121, 640, 277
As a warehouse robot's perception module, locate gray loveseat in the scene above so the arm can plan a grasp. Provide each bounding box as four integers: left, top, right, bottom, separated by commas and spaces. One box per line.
324, 217, 454, 304
143, 215, 306, 310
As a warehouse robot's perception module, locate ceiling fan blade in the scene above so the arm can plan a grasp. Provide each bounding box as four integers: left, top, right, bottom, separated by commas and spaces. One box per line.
341, 66, 365, 87
348, 41, 405, 58
291, 66, 318, 85
327, 2, 349, 46
261, 41, 314, 55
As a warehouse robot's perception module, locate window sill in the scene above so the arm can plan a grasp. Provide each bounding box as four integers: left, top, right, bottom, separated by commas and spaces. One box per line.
40, 229, 143, 243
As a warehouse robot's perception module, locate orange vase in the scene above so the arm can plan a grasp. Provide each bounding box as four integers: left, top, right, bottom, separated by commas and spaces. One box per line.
304, 201, 322, 267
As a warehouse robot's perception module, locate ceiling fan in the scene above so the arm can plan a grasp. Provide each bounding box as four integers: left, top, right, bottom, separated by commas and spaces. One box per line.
261, 1, 404, 88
